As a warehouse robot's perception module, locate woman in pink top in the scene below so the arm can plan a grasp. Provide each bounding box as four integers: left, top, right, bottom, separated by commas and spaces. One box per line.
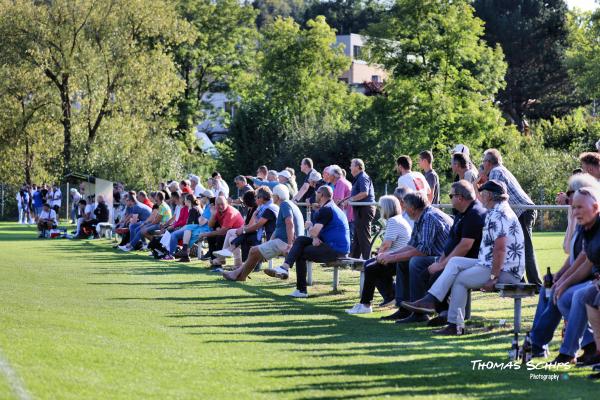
328, 165, 354, 243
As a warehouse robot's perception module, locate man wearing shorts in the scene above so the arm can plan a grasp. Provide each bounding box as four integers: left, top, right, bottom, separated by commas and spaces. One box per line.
222, 184, 305, 281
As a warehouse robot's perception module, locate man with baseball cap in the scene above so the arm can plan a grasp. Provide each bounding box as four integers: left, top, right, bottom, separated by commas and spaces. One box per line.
402, 179, 525, 335
278, 170, 297, 197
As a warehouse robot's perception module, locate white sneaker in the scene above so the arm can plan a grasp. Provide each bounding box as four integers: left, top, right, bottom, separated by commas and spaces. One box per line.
142, 244, 148, 251
289, 289, 308, 298
346, 304, 373, 314
118, 245, 131, 252
214, 249, 234, 258
264, 266, 289, 280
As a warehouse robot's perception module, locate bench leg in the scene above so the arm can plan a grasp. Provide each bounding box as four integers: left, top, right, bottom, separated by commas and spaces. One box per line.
332, 266, 339, 291
307, 262, 313, 286
359, 271, 364, 295
514, 298, 522, 334
465, 289, 472, 320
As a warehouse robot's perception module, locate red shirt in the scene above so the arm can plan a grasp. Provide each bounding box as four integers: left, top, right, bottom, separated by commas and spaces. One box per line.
173, 207, 189, 229
181, 186, 193, 194
216, 206, 244, 229
142, 199, 154, 209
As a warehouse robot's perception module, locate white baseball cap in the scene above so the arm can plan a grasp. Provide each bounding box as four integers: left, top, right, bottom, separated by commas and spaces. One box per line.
278, 170, 291, 180
451, 144, 470, 156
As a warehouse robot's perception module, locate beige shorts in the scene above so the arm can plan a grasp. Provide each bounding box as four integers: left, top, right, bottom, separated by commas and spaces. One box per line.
257, 238, 288, 260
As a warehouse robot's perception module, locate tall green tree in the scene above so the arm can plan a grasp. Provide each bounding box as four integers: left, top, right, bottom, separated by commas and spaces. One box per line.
0, 0, 188, 175
474, 0, 583, 130
302, 0, 386, 34
219, 16, 366, 176
252, 0, 308, 28
566, 9, 600, 102
364, 0, 513, 183
173, 0, 258, 140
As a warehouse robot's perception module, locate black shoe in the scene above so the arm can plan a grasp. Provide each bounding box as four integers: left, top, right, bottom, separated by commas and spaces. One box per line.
401, 298, 436, 315
427, 313, 448, 327
577, 352, 600, 367
588, 372, 600, 380
378, 298, 396, 308
594, 364, 600, 372
178, 255, 191, 263
550, 353, 576, 364
396, 313, 430, 324
200, 253, 212, 261
380, 309, 410, 321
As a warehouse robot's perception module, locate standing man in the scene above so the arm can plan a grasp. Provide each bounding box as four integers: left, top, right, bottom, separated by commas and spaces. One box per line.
51, 184, 62, 220
396, 155, 431, 202
344, 158, 376, 261
293, 158, 316, 202
482, 148, 541, 286
419, 150, 440, 204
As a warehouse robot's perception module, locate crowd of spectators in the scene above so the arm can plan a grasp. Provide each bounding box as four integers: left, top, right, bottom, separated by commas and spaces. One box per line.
17, 146, 600, 378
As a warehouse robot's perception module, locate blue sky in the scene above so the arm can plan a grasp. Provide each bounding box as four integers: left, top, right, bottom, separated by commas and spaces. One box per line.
567, 0, 598, 11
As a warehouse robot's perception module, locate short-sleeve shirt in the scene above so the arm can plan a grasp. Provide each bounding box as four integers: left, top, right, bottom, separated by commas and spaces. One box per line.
383, 214, 413, 252
407, 206, 453, 256
583, 216, 600, 278
477, 201, 525, 278
351, 171, 375, 203
274, 200, 305, 243
424, 169, 440, 204
299, 169, 317, 202
33, 191, 43, 207
334, 177, 353, 222
127, 204, 151, 222
397, 171, 430, 196
216, 206, 244, 229
39, 209, 58, 224
157, 202, 172, 224
260, 208, 278, 239
443, 200, 487, 258
186, 206, 201, 225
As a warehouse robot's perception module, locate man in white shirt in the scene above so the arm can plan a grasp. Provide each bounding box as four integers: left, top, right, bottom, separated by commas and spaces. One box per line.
211, 172, 230, 198
189, 174, 206, 197
396, 155, 432, 202
37, 203, 58, 238
51, 184, 62, 218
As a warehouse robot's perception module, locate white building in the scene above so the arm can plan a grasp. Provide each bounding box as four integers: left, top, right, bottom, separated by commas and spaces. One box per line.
335, 33, 388, 93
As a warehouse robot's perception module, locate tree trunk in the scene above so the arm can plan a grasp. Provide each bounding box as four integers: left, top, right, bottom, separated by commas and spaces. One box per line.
59, 74, 72, 175
24, 135, 31, 185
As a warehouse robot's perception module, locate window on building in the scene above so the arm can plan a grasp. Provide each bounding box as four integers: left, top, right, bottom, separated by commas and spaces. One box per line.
371, 75, 380, 82
353, 45, 362, 59
224, 101, 235, 117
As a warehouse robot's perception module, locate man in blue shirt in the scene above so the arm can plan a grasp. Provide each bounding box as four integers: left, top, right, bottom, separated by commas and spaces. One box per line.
343, 158, 375, 260
266, 185, 350, 298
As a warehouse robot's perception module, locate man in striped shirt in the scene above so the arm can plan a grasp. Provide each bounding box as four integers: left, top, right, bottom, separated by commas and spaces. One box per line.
482, 148, 541, 286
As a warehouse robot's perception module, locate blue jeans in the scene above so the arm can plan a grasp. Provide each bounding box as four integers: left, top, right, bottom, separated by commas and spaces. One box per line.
530, 287, 563, 350
128, 222, 143, 245
130, 223, 159, 248
169, 229, 186, 254
557, 281, 595, 357
408, 256, 438, 302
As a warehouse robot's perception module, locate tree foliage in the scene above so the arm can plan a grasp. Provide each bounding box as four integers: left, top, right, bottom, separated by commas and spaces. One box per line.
302, 0, 386, 35
361, 0, 512, 184
474, 0, 583, 130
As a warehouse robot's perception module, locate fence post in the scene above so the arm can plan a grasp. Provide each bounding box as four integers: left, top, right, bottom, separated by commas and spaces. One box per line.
539, 188, 545, 232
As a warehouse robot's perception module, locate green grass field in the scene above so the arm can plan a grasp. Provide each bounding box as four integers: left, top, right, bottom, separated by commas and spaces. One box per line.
0, 222, 597, 399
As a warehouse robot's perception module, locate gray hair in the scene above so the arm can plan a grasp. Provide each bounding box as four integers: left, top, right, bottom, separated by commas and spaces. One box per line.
484, 148, 502, 166
402, 191, 429, 210
379, 195, 402, 220
351, 158, 365, 170
168, 181, 180, 192
568, 173, 600, 192
451, 180, 476, 201
316, 185, 333, 199
267, 170, 278, 179
234, 175, 247, 184
393, 185, 414, 201
329, 165, 343, 178
272, 184, 289, 201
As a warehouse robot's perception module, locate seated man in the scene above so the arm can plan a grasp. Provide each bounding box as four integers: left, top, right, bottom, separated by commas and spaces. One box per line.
117, 193, 152, 250
403, 180, 525, 335
264, 185, 350, 298
37, 203, 58, 238
80, 195, 110, 237
378, 191, 452, 322
403, 180, 486, 324
248, 170, 280, 190
179, 195, 243, 262
167, 191, 213, 261
120, 192, 170, 251
222, 184, 305, 281
546, 187, 600, 364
